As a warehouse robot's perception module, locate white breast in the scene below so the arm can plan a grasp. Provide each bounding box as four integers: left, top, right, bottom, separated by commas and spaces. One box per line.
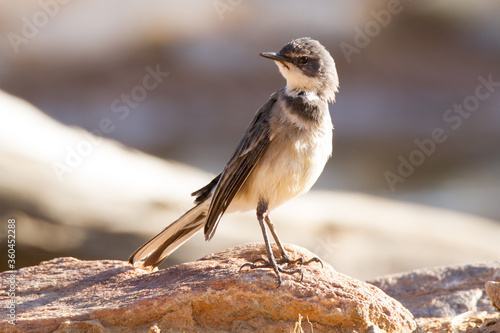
230, 109, 332, 212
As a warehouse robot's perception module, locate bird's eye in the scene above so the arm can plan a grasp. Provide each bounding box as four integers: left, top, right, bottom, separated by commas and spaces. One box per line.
299, 56, 308, 64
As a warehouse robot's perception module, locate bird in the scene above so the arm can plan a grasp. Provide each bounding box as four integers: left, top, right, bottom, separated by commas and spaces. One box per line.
129, 37, 339, 287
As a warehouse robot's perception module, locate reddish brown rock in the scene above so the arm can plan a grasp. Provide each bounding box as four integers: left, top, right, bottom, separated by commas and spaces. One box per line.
0, 243, 419, 333
486, 281, 500, 311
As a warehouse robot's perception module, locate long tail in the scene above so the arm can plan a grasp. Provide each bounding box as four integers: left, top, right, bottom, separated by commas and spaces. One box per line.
129, 199, 209, 268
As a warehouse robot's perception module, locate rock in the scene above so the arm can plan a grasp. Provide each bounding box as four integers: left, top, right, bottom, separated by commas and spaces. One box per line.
416, 313, 500, 333
485, 281, 500, 311
0, 243, 420, 333
369, 262, 500, 333
368, 261, 500, 318
54, 319, 107, 333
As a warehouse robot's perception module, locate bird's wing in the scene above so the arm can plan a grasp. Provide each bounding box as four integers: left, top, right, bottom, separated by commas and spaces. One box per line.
204, 92, 279, 240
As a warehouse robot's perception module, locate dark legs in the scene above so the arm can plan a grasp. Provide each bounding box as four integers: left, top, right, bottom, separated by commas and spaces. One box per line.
265, 215, 323, 268
240, 200, 323, 287
264, 215, 292, 262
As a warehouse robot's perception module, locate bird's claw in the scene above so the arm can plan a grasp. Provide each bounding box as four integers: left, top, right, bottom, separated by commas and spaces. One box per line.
276, 255, 323, 268
239, 255, 322, 287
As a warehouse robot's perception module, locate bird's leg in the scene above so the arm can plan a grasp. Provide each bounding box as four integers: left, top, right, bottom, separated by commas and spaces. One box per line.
264, 215, 323, 268
240, 200, 301, 287
264, 215, 293, 262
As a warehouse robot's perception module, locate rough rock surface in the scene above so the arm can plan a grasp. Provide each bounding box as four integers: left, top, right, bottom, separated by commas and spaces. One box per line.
0, 243, 420, 333
368, 261, 500, 318
369, 261, 500, 333
485, 281, 500, 311
416, 313, 500, 333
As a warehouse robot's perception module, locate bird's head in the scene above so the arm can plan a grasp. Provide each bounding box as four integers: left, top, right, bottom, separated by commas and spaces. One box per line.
260, 37, 339, 102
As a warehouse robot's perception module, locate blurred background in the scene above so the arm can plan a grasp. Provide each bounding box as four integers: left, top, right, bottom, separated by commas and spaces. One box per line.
0, 0, 499, 280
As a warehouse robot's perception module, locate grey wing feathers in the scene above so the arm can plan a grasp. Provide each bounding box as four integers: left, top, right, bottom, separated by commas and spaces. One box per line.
203, 93, 278, 240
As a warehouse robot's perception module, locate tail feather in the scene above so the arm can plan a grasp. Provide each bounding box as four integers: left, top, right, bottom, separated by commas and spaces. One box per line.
129, 200, 209, 268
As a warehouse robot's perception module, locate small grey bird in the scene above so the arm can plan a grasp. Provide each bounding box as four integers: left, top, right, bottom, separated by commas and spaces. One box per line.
129, 37, 339, 286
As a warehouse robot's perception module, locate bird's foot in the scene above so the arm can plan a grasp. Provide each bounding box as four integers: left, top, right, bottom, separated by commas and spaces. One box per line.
240, 255, 322, 287
276, 255, 324, 268
240, 257, 302, 287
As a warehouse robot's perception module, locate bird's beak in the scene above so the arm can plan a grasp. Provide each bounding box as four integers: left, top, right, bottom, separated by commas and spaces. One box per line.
259, 52, 289, 64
